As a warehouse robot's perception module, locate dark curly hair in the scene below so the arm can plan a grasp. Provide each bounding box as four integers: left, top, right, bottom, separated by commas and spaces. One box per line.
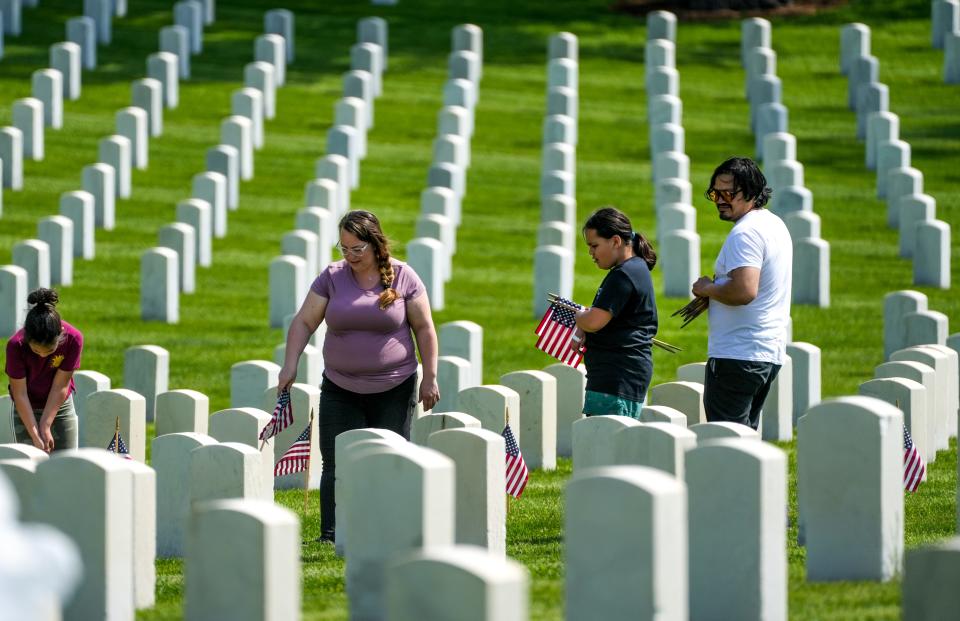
707, 156, 772, 208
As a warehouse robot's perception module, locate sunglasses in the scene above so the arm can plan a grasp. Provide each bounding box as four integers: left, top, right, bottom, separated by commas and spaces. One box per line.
704, 187, 740, 203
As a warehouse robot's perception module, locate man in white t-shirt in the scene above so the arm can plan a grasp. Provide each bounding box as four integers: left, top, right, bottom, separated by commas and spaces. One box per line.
691, 157, 793, 430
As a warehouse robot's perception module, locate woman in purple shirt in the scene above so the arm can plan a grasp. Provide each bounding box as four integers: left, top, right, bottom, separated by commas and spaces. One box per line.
5, 288, 83, 452
279, 210, 440, 543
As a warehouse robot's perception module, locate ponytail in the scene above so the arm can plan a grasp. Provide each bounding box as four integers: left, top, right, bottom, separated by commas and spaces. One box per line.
24, 288, 63, 346
631, 231, 657, 271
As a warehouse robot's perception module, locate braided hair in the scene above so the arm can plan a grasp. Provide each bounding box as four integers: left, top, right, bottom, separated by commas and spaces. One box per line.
338, 210, 399, 310
24, 288, 64, 347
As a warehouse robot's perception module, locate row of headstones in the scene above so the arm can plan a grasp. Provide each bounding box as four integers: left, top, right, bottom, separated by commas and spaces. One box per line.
642, 12, 704, 301
0, 3, 254, 328
932, 0, 960, 82
741, 18, 832, 308
0, 0, 126, 59
143, 10, 294, 324
843, 23, 953, 291
406, 23, 482, 313
0, 445, 312, 620
534, 32, 581, 316
0, 0, 215, 194
268, 19, 386, 326
0, 4, 226, 303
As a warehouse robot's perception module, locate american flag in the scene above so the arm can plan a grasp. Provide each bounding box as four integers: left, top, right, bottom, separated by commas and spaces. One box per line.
535, 296, 584, 367
903, 424, 925, 493
274, 421, 312, 477
107, 431, 133, 460
502, 424, 529, 498
260, 389, 294, 441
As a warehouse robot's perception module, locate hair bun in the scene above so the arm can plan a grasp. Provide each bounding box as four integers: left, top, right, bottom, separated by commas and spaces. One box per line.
27, 287, 59, 307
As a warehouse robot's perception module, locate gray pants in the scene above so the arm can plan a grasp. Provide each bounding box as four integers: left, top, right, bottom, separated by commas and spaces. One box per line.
13, 396, 79, 452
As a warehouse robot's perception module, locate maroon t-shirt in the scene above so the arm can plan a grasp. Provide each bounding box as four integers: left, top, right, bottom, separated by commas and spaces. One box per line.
311, 258, 424, 394
5, 320, 84, 410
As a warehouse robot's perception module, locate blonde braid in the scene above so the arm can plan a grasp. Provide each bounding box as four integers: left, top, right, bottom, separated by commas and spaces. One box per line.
377, 253, 399, 310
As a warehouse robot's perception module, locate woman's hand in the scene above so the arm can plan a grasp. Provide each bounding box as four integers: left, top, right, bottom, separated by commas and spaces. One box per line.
419, 377, 440, 412
569, 328, 586, 354
38, 423, 55, 452
277, 364, 298, 394
29, 430, 47, 452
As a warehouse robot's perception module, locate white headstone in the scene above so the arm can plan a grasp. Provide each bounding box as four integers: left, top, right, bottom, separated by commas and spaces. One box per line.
98, 135, 131, 199
37, 216, 73, 286
72, 369, 110, 439
59, 191, 95, 259
189, 172, 226, 240
566, 465, 687, 620
0, 126, 24, 190
913, 220, 951, 289
840, 22, 870, 74
898, 193, 936, 258
255, 33, 286, 87
159, 24, 190, 80
117, 106, 148, 170
83, 388, 146, 461
207, 145, 239, 210
141, 247, 179, 323
532, 244, 572, 317
66, 16, 96, 69
34, 449, 133, 620
786, 342, 821, 422
792, 237, 830, 307
175, 199, 212, 269
500, 370, 556, 470
407, 237, 445, 311
335, 97, 368, 158
264, 8, 294, 62
798, 397, 903, 581
572, 415, 642, 471
147, 52, 179, 109
614, 422, 696, 478
82, 162, 115, 230
0, 265, 26, 337
13, 98, 44, 161
859, 377, 929, 467
687, 439, 787, 619
132, 78, 163, 137
153, 432, 217, 557
11, 239, 50, 292
386, 546, 527, 621
345, 444, 455, 620
357, 16, 387, 68
32, 69, 63, 129
661, 229, 699, 298
648, 381, 705, 426
82, 0, 111, 45
231, 87, 264, 154
122, 345, 168, 423
184, 499, 299, 621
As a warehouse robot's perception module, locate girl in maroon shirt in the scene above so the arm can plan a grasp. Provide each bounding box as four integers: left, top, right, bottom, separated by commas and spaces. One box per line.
5, 288, 83, 452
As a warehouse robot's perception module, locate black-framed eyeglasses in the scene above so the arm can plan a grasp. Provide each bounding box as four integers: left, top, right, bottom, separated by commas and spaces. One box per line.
336, 243, 369, 256
704, 187, 740, 203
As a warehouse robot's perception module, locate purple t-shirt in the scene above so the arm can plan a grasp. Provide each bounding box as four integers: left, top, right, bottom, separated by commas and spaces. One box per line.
5, 320, 84, 410
311, 258, 425, 394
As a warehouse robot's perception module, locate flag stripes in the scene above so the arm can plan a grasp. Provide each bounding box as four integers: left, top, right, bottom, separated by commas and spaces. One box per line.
502, 423, 529, 498
903, 424, 925, 493
535, 297, 583, 368
275, 422, 312, 477
260, 389, 294, 441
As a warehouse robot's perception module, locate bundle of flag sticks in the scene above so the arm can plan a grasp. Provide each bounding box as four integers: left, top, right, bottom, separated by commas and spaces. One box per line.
671, 296, 709, 329
546, 293, 681, 353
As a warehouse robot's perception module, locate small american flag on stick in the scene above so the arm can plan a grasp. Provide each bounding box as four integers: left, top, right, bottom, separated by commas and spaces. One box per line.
903, 424, 925, 493
502, 423, 529, 498
535, 295, 584, 368
275, 420, 312, 477
260, 389, 294, 442
107, 428, 133, 461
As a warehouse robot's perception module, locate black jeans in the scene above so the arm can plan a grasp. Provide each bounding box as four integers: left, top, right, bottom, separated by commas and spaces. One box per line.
703, 357, 781, 431
318, 373, 417, 538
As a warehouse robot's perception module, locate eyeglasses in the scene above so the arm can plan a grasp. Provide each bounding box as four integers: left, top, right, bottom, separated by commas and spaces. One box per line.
337, 243, 369, 257
705, 187, 740, 203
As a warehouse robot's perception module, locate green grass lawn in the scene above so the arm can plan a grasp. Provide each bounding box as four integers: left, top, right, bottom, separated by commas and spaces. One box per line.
1, 0, 958, 618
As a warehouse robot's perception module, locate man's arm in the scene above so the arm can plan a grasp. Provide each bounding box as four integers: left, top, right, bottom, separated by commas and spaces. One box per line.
691, 266, 760, 306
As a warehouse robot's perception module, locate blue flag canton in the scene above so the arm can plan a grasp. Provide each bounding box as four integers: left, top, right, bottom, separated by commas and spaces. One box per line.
551, 297, 580, 328
107, 433, 129, 455
294, 424, 311, 443
503, 425, 521, 456
903, 425, 914, 450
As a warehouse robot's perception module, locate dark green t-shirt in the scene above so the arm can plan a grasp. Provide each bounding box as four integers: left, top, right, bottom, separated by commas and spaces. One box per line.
584, 256, 658, 402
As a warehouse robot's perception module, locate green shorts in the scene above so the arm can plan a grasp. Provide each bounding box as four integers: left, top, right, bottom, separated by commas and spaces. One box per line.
582, 390, 645, 420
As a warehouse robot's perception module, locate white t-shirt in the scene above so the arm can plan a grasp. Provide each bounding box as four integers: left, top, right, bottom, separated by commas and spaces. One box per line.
707, 208, 793, 364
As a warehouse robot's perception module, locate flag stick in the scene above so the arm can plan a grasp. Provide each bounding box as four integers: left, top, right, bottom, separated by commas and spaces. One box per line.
504, 404, 510, 517
547, 293, 681, 353
113, 416, 120, 456
303, 409, 315, 518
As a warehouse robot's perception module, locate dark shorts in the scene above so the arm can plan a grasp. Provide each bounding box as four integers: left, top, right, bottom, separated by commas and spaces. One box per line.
703, 358, 781, 431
